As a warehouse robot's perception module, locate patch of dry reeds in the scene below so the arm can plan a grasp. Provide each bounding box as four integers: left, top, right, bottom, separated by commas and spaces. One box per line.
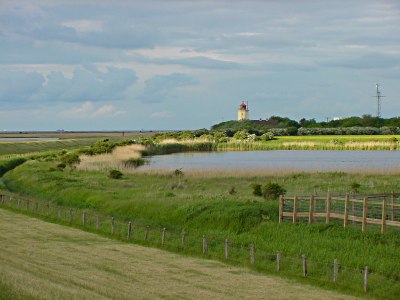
77, 144, 145, 172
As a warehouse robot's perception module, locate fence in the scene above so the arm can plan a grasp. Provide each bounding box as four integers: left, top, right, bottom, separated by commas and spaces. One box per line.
279, 192, 400, 234
1, 191, 399, 297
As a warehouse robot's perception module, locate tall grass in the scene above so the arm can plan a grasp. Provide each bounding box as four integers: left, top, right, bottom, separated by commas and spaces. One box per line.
77, 144, 145, 172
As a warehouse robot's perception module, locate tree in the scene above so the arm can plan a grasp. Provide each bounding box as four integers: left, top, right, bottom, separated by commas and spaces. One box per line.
263, 182, 286, 200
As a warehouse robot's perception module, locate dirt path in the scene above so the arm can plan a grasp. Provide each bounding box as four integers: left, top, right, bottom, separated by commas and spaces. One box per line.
0, 209, 359, 300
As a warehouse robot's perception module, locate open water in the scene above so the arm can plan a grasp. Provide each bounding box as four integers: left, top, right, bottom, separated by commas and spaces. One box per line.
142, 150, 400, 172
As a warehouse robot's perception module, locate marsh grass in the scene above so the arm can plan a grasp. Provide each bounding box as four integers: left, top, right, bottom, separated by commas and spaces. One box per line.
77, 144, 145, 172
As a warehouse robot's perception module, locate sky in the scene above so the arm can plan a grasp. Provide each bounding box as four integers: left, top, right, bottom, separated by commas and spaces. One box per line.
1, 0, 399, 131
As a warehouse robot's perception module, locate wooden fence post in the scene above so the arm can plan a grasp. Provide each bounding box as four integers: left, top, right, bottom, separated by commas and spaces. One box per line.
96, 215, 99, 230
127, 221, 132, 240
46, 202, 50, 216
0, 194, 3, 204
249, 244, 254, 264
276, 252, 281, 272
225, 239, 229, 259
362, 197, 368, 232
381, 197, 387, 235
82, 212, 86, 226
333, 259, 338, 283
279, 195, 284, 224
145, 226, 150, 241
344, 194, 349, 229
326, 193, 331, 224
202, 235, 207, 255
57, 206, 61, 219
293, 196, 298, 224
27, 199, 30, 211
308, 195, 314, 224
34, 202, 39, 214
364, 266, 369, 293
181, 232, 186, 249
161, 228, 166, 246
111, 217, 115, 234
302, 255, 308, 278
18, 199, 21, 209
69, 208, 73, 223
391, 191, 395, 221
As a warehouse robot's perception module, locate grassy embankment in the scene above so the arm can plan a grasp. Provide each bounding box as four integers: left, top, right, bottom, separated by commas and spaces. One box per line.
0, 209, 359, 300
2, 136, 400, 298
3, 157, 400, 299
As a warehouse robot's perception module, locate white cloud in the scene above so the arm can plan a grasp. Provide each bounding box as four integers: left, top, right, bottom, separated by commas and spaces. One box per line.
60, 102, 125, 118
61, 20, 103, 33
75, 101, 94, 115
92, 104, 125, 117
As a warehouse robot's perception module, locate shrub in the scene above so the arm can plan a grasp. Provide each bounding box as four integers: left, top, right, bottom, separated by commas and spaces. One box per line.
109, 169, 123, 179
124, 158, 147, 168
174, 168, 184, 177
56, 163, 66, 170
229, 187, 237, 195
61, 153, 81, 168
260, 132, 274, 141
350, 182, 361, 193
263, 182, 286, 200
233, 130, 248, 140
251, 184, 263, 196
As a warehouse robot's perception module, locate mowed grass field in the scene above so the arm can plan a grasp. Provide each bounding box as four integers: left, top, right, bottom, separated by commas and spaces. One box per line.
0, 209, 358, 300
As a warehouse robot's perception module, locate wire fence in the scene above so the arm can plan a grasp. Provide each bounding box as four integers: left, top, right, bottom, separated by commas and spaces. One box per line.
280, 192, 400, 234
1, 191, 400, 298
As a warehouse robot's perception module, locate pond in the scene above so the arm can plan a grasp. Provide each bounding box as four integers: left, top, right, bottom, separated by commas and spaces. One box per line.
142, 150, 400, 172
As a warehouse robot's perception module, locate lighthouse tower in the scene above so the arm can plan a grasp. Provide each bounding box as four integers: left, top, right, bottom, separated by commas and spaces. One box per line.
237, 101, 249, 121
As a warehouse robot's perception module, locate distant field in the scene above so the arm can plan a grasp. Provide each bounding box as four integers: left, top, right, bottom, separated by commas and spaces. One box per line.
0, 131, 155, 139
0, 209, 358, 300
0, 132, 156, 157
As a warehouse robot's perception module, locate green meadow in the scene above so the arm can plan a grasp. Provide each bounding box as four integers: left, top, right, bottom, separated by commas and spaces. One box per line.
1, 135, 400, 299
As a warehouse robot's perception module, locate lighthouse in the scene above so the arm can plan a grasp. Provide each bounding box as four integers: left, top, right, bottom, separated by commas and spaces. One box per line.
237, 101, 249, 121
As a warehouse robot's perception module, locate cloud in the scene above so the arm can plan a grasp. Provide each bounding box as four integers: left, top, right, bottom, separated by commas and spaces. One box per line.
0, 65, 137, 106
139, 73, 196, 103
92, 104, 124, 117
61, 20, 103, 33
319, 53, 400, 70
60, 102, 125, 118
0, 69, 44, 105
154, 56, 242, 70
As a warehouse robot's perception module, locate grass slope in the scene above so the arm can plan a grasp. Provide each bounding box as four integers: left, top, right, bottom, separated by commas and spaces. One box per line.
0, 209, 358, 300
3, 161, 400, 298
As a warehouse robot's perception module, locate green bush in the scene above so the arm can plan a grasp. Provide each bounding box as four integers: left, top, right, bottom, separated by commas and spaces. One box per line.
61, 153, 80, 168
263, 182, 286, 200
124, 158, 147, 168
229, 187, 237, 195
350, 182, 361, 193
174, 168, 184, 177
109, 170, 123, 179
251, 184, 263, 196
56, 163, 66, 170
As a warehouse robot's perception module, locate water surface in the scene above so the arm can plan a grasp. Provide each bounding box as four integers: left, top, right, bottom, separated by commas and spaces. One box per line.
143, 150, 400, 172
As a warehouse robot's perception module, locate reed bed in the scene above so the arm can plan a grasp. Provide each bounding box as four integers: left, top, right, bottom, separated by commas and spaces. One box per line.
77, 144, 145, 172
